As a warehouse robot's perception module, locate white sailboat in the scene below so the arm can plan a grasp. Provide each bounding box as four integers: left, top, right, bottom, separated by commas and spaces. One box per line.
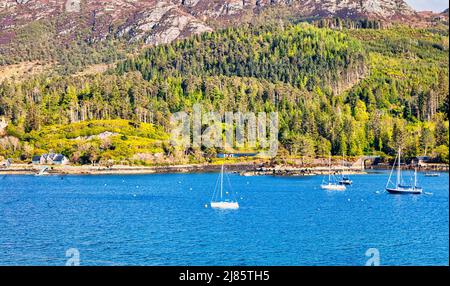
386, 149, 423, 194
321, 155, 346, 191
210, 165, 239, 210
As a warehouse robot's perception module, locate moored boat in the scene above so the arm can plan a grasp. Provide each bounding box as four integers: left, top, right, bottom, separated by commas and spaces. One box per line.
35, 166, 50, 176
386, 149, 423, 195
424, 173, 440, 177
338, 153, 352, 186
339, 176, 353, 185
210, 165, 240, 210
321, 154, 346, 191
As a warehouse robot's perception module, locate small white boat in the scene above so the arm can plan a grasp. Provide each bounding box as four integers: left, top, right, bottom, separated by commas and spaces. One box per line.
339, 177, 353, 185
425, 173, 440, 177
35, 166, 50, 176
338, 153, 353, 185
210, 165, 239, 210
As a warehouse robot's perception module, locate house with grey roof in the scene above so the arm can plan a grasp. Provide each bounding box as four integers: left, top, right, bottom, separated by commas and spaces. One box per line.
32, 153, 69, 165
53, 154, 69, 165
32, 155, 44, 165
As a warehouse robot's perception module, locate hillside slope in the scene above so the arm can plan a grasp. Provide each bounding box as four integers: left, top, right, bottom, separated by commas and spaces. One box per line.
0, 22, 448, 164
1, 0, 446, 74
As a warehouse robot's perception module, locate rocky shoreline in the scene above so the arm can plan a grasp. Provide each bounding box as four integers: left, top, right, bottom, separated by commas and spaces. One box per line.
0, 163, 257, 176
1, 162, 447, 176
238, 167, 367, 177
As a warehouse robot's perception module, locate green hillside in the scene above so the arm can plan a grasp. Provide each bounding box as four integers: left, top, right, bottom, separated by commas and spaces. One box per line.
0, 22, 448, 165
117, 23, 366, 92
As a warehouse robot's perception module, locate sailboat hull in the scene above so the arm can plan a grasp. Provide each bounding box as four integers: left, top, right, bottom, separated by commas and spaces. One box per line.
386, 187, 423, 195
425, 173, 439, 177
210, 202, 239, 210
321, 184, 346, 191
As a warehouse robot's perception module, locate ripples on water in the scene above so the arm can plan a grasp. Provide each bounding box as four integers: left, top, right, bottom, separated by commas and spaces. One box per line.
0, 171, 448, 266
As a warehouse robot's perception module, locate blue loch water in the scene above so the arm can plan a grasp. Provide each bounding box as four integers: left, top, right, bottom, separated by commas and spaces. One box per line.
0, 170, 448, 266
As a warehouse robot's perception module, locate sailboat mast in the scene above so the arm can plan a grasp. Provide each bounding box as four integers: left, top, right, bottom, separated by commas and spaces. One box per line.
414, 168, 417, 188
220, 165, 224, 200
329, 154, 331, 183
397, 148, 401, 187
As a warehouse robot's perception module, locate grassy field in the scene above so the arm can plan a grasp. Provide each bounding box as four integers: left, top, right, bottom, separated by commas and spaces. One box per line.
2, 119, 170, 165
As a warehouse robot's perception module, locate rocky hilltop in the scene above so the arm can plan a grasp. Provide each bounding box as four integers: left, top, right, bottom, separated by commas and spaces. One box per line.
0, 0, 438, 47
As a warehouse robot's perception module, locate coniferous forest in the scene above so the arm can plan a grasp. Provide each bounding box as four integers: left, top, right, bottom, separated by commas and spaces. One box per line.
0, 21, 448, 165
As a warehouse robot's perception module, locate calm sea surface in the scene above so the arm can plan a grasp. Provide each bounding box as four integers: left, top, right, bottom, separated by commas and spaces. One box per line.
0, 170, 448, 266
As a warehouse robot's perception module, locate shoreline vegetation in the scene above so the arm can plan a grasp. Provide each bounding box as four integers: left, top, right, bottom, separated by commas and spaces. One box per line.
1, 161, 448, 176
